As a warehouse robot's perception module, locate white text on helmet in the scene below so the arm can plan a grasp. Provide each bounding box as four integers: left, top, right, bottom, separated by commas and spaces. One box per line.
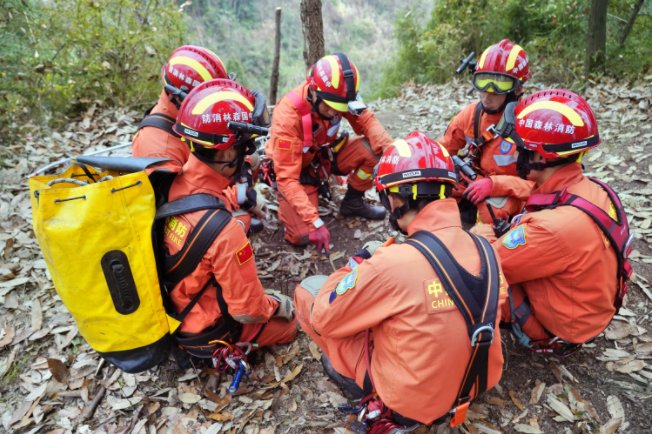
402, 170, 422, 178
183, 128, 199, 137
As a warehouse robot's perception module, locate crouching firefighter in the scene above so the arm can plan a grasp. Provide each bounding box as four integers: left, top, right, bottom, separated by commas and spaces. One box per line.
491, 89, 633, 356
294, 131, 507, 431
266, 53, 393, 252
165, 78, 297, 369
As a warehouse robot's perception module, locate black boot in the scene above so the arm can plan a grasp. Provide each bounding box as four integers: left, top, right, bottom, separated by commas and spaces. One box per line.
340, 186, 386, 220
321, 355, 365, 400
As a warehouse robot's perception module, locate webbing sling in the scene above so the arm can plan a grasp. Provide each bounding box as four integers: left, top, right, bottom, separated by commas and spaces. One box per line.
138, 112, 180, 138
154, 193, 242, 348
525, 177, 633, 309
406, 231, 500, 427
286, 90, 314, 150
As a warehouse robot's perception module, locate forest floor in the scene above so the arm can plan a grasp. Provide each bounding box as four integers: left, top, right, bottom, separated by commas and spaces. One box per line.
0, 78, 651, 434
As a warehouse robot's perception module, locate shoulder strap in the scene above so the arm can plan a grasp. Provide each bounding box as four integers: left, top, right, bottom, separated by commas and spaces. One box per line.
473, 102, 484, 146
525, 180, 633, 308
286, 90, 313, 150
406, 230, 500, 425
138, 112, 180, 138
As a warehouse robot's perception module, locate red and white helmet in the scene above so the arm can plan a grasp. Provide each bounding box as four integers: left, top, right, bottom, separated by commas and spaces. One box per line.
472, 39, 531, 94
162, 45, 228, 99
375, 131, 458, 200
511, 89, 600, 159
173, 79, 255, 150
307, 53, 360, 112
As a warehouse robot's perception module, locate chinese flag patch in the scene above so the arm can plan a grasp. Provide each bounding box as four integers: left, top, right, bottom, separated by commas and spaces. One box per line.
276, 139, 292, 151
235, 242, 254, 265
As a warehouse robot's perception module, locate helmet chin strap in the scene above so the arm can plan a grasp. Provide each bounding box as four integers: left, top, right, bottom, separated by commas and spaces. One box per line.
388, 202, 410, 234
516, 149, 579, 179
308, 92, 336, 121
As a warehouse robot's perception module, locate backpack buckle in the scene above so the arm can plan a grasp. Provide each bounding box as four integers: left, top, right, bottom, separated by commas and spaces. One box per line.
449, 401, 470, 427
471, 324, 494, 347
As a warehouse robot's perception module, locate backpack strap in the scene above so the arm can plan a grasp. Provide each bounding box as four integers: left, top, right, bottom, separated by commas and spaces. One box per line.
286, 90, 313, 150
154, 193, 242, 344
138, 112, 180, 138
525, 178, 633, 309
473, 102, 484, 146
406, 230, 500, 426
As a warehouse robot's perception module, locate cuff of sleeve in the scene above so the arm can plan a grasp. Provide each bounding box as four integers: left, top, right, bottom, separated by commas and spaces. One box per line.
312, 218, 324, 229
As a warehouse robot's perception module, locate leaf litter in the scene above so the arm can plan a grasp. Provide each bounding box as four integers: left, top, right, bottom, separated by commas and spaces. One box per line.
0, 79, 651, 433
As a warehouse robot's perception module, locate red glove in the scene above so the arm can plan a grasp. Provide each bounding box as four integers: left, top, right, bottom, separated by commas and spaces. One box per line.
464, 177, 493, 205
309, 226, 331, 254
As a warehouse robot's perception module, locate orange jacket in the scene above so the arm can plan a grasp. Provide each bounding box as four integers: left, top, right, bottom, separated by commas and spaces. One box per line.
266, 83, 392, 226
132, 90, 189, 171
164, 154, 278, 334
495, 164, 618, 343
438, 102, 518, 176
309, 199, 507, 424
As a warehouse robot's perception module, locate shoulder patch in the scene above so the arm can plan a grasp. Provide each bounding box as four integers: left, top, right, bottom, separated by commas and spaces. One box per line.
499, 139, 513, 154
502, 225, 526, 250
235, 241, 254, 265
328, 269, 359, 303
276, 138, 292, 151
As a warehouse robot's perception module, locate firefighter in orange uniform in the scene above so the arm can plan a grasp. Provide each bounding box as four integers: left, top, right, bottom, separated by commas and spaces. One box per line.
295, 131, 507, 430
493, 89, 632, 355
132, 45, 229, 170
439, 39, 534, 224
164, 79, 296, 359
266, 53, 393, 252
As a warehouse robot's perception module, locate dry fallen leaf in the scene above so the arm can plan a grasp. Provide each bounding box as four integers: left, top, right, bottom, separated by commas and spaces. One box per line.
606, 395, 625, 420
47, 358, 69, 384
308, 341, 322, 360
529, 381, 546, 405
547, 394, 575, 422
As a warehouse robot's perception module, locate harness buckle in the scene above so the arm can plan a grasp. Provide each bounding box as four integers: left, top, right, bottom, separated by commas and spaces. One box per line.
449, 402, 469, 427
471, 324, 494, 347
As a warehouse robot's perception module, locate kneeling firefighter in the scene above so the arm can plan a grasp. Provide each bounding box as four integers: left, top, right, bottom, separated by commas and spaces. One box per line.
294, 131, 508, 430
166, 78, 297, 367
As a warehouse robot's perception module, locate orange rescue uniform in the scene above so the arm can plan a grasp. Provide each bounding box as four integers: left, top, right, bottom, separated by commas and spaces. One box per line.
132, 90, 189, 172
438, 102, 530, 221
495, 164, 618, 343
266, 83, 392, 244
295, 199, 507, 424
164, 154, 297, 346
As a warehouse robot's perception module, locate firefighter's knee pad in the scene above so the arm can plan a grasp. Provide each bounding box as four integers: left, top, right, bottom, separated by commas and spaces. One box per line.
301, 275, 328, 297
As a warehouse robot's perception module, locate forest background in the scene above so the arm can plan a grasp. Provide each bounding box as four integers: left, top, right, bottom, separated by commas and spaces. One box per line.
1, 0, 651, 146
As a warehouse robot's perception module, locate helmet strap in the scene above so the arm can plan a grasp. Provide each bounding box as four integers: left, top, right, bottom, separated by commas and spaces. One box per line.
308, 92, 336, 121
516, 149, 580, 179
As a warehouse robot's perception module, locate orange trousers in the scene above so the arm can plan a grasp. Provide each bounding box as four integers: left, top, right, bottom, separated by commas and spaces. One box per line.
240, 318, 298, 347
279, 137, 380, 245
294, 282, 369, 388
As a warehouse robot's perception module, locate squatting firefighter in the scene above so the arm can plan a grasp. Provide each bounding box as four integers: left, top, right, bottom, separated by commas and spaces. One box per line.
266, 53, 393, 252
294, 131, 507, 430
164, 78, 296, 361
492, 89, 633, 355
438, 39, 534, 225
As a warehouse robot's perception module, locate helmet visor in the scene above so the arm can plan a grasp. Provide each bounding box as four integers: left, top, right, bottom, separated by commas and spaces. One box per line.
472, 73, 518, 94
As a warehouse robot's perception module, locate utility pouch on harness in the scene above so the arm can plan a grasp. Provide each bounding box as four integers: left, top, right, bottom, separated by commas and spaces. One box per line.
406, 231, 500, 427
525, 177, 633, 310
29, 156, 234, 373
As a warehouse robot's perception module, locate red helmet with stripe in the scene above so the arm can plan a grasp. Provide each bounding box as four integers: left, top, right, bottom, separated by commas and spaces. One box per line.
512, 89, 600, 159
472, 39, 531, 94
162, 45, 228, 98
173, 79, 255, 150
307, 53, 360, 112
374, 131, 457, 195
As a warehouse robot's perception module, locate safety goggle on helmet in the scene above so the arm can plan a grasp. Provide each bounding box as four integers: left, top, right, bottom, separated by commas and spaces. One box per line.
472, 39, 531, 94
374, 131, 458, 209
173, 79, 262, 150
307, 53, 366, 115
492, 89, 601, 159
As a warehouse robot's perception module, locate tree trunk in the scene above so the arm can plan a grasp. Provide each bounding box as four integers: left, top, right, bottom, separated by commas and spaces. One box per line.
300, 0, 325, 69
269, 7, 282, 105
619, 0, 644, 47
585, 0, 608, 76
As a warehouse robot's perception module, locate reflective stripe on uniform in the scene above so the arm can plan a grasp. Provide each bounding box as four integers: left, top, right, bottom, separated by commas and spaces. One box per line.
493, 154, 517, 166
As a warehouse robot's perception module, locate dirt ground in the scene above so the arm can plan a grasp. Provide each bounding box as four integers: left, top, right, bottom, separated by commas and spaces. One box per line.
0, 78, 651, 433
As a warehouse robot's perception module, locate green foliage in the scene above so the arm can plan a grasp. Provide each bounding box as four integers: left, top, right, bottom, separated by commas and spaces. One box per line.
382, 0, 652, 97
0, 0, 185, 135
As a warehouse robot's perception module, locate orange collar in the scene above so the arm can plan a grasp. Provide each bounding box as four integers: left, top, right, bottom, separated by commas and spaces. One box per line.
533, 163, 584, 195
407, 198, 462, 236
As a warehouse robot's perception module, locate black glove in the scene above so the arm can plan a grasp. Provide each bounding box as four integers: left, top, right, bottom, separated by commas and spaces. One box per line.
252, 90, 271, 127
